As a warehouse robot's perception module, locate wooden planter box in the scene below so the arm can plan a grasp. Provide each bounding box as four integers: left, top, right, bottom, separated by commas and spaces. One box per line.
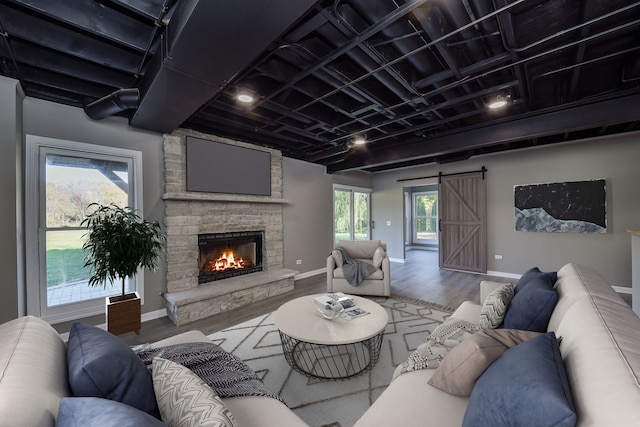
106, 292, 141, 336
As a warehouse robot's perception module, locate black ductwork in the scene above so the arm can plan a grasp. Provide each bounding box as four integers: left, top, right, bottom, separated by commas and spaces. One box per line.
84, 88, 140, 120
129, 0, 318, 133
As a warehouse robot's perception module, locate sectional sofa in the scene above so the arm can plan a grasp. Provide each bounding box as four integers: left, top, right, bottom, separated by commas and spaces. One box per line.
2, 263, 639, 426
354, 263, 640, 426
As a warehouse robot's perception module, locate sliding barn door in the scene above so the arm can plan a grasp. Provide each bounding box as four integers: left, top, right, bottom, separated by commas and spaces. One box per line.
438, 171, 487, 273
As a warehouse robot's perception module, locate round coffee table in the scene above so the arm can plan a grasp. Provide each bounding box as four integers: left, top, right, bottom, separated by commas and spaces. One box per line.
274, 294, 388, 379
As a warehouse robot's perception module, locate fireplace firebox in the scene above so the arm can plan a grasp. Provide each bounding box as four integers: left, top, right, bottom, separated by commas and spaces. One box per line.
198, 231, 264, 284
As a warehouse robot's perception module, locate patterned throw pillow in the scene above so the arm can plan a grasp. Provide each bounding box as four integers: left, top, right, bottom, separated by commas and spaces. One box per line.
479, 283, 514, 329
392, 318, 482, 380
152, 357, 237, 427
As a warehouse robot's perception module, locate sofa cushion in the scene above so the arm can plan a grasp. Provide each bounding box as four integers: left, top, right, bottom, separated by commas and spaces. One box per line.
428, 329, 540, 397
478, 283, 514, 329
56, 397, 168, 427
334, 263, 384, 280
515, 267, 558, 293
462, 332, 575, 427
503, 275, 558, 332
66, 323, 159, 418
152, 357, 237, 427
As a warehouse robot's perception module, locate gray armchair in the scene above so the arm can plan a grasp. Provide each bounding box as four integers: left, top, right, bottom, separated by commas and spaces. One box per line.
327, 239, 391, 297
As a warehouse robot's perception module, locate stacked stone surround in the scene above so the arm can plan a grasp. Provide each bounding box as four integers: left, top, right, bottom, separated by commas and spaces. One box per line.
161, 129, 296, 325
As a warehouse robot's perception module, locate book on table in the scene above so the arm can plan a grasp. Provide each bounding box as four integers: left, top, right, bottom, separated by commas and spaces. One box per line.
313, 292, 370, 320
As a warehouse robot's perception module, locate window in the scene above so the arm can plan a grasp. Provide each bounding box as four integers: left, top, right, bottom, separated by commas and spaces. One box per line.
333, 185, 371, 245
25, 135, 144, 323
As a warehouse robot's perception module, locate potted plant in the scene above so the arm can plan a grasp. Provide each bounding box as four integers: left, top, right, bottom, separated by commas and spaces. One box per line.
82, 203, 165, 335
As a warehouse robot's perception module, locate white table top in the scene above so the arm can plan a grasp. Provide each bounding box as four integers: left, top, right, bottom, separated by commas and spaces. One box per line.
274, 294, 389, 345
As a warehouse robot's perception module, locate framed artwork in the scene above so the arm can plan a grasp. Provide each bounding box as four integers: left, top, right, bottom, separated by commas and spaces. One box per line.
514, 179, 606, 233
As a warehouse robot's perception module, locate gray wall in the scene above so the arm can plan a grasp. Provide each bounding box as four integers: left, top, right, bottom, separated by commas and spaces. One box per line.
371, 132, 640, 288
22, 97, 166, 326
4, 76, 638, 324
282, 157, 372, 273
0, 77, 24, 323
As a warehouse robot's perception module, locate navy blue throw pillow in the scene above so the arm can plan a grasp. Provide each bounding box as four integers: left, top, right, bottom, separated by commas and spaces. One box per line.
56, 397, 168, 427
515, 267, 558, 294
503, 275, 558, 332
66, 323, 159, 418
462, 332, 576, 427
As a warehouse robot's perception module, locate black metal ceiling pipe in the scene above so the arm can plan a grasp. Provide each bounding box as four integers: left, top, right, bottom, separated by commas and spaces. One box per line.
84, 88, 139, 120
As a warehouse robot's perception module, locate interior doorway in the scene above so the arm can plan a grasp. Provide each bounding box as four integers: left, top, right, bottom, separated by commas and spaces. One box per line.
404, 184, 439, 253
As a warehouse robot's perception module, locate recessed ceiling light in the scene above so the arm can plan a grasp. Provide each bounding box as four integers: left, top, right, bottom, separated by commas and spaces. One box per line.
352, 136, 367, 145
236, 92, 255, 103
488, 95, 508, 109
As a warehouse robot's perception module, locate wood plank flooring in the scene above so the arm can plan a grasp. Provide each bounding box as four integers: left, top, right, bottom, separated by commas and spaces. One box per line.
122, 249, 510, 345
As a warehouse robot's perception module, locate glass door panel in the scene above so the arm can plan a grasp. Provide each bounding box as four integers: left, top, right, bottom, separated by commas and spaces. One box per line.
353, 191, 370, 240
334, 189, 352, 245
413, 192, 438, 245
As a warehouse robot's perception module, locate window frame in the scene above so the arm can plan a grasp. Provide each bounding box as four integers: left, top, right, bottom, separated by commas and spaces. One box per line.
25, 135, 144, 324
333, 184, 372, 244
412, 190, 439, 245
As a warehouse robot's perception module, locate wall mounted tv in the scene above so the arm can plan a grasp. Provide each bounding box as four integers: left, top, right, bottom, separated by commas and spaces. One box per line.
186, 136, 271, 196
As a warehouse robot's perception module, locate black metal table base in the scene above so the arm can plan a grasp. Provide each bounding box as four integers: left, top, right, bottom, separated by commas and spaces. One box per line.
278, 331, 384, 380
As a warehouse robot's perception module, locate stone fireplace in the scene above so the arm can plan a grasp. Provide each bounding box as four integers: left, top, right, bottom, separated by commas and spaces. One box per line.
161, 130, 296, 325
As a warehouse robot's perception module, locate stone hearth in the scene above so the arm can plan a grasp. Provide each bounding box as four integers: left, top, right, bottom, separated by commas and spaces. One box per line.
161, 130, 296, 325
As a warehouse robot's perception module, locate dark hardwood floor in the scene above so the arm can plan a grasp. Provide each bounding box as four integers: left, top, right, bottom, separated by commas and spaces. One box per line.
122, 249, 510, 345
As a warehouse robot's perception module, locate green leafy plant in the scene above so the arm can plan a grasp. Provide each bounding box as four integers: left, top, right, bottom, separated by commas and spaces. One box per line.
81, 203, 165, 296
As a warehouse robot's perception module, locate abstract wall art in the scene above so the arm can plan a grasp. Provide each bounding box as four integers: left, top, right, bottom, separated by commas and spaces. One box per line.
514, 179, 607, 233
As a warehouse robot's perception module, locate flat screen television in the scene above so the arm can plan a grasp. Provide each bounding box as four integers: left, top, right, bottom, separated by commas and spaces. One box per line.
186, 136, 271, 196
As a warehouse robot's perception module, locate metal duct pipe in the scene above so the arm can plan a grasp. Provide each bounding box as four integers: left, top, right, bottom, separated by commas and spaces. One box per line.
84, 88, 140, 120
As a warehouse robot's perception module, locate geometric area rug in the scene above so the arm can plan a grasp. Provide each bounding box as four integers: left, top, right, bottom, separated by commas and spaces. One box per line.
207, 295, 454, 427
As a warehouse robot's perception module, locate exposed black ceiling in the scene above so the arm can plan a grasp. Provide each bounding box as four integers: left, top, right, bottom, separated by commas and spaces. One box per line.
1, 0, 639, 173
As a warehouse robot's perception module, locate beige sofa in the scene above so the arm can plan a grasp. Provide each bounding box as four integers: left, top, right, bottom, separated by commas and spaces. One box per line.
0, 316, 307, 427
327, 239, 391, 296
354, 263, 640, 426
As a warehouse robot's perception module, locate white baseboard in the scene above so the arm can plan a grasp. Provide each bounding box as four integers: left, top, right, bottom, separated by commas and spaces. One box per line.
59, 307, 168, 342
612, 286, 632, 295
295, 268, 326, 280
487, 270, 522, 280
389, 257, 405, 263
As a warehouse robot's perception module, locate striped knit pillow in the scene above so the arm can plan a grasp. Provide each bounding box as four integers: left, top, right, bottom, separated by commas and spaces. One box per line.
152, 357, 237, 427
479, 283, 514, 329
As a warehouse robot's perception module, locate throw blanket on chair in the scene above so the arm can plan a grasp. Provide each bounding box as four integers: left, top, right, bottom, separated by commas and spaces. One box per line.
135, 342, 284, 403
335, 246, 377, 287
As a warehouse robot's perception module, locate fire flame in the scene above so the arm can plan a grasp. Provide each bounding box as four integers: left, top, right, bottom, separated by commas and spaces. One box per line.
207, 250, 246, 272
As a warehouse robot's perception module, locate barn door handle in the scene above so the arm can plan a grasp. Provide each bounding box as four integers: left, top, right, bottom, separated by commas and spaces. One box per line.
439, 219, 442, 232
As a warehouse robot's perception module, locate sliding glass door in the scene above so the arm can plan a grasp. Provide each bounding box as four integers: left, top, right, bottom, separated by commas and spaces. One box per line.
334, 185, 371, 245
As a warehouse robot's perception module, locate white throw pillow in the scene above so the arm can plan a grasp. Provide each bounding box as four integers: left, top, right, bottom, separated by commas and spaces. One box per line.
372, 246, 386, 268
479, 283, 514, 329
152, 357, 237, 427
